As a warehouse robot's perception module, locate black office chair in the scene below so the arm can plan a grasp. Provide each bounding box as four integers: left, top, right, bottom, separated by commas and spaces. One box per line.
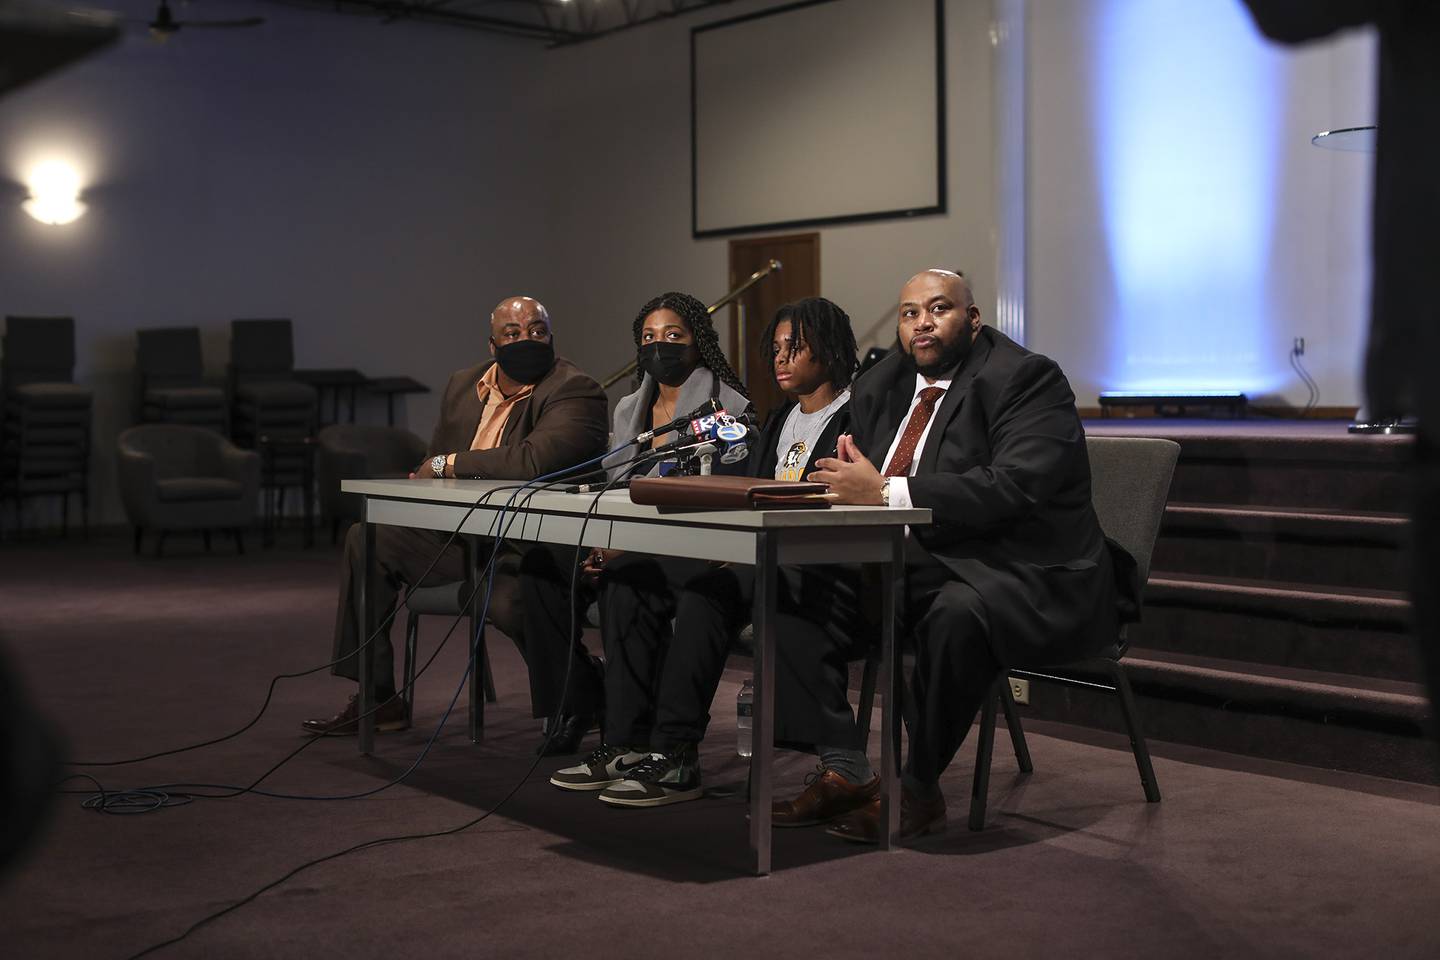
967, 435, 1180, 830
1, 316, 92, 537
401, 574, 499, 739
135, 327, 226, 433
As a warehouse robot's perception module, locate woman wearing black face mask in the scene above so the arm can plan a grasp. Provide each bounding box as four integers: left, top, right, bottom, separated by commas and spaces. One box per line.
516, 292, 751, 757
606, 291, 752, 473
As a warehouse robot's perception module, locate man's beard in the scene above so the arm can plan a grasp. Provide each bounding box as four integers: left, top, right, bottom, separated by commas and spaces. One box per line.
901, 331, 974, 379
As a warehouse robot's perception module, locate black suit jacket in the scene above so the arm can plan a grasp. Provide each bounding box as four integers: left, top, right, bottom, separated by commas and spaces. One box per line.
429, 357, 609, 480
751, 399, 852, 480
849, 327, 1130, 667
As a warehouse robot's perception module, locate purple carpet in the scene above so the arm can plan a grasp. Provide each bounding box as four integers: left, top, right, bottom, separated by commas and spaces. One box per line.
1, 532, 1438, 958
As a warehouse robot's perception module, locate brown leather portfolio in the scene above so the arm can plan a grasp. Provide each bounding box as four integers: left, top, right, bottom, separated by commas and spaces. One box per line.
629, 475, 832, 510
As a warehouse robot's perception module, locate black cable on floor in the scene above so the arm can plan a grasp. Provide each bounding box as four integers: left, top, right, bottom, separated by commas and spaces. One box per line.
71, 451, 658, 811
122, 468, 633, 960
66, 478, 559, 810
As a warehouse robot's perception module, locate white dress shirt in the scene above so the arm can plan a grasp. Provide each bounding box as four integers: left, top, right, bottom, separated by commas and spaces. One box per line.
881, 372, 953, 509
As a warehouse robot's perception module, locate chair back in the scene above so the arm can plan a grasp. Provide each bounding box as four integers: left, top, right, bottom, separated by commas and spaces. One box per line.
118, 423, 231, 478
137, 327, 206, 385
318, 424, 428, 474
1085, 436, 1180, 587
3, 315, 75, 387
229, 319, 295, 380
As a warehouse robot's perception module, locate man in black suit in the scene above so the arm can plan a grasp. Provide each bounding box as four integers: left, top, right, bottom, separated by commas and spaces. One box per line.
811, 269, 1127, 842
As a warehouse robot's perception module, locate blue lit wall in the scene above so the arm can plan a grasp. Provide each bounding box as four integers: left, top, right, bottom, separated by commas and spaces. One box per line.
1092, 0, 1290, 393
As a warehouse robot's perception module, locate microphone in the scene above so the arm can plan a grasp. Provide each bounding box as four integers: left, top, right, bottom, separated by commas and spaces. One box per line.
652, 414, 752, 468
633, 397, 724, 445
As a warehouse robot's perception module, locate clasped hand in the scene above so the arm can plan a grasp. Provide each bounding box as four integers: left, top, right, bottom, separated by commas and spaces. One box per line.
808, 434, 885, 505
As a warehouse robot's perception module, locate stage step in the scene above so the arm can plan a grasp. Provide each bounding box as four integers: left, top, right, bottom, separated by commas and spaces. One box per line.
1131, 576, 1417, 683
1018, 649, 1438, 784
1085, 420, 1413, 512
1058, 421, 1431, 782
1152, 503, 1408, 591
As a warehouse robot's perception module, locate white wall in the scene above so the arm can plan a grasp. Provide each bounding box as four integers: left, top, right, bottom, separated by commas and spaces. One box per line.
1027, 0, 1376, 411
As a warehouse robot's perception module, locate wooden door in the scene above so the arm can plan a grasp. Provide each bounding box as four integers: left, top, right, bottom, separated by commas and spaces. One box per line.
727, 232, 820, 418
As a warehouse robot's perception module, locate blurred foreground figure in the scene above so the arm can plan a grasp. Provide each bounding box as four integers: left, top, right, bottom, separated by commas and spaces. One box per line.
1243, 1, 1440, 740
0, 642, 62, 876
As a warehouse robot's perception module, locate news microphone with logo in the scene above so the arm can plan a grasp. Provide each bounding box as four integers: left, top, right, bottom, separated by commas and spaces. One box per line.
654, 415, 752, 468
633, 397, 724, 445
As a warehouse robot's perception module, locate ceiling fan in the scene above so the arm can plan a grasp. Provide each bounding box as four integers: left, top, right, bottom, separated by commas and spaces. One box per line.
137, 0, 264, 39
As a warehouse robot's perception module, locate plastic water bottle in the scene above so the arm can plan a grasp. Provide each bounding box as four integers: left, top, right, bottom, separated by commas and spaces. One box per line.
736, 678, 754, 758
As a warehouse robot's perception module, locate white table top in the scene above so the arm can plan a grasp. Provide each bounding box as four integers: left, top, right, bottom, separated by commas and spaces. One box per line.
341, 478, 930, 530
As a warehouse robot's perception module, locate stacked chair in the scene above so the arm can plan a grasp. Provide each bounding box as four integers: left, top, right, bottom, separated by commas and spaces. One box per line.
227, 319, 319, 543
134, 327, 227, 433
1, 316, 93, 536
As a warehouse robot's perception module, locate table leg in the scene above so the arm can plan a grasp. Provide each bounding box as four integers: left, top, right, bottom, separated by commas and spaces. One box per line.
358, 518, 377, 755
468, 537, 483, 743
879, 531, 902, 850
749, 531, 776, 876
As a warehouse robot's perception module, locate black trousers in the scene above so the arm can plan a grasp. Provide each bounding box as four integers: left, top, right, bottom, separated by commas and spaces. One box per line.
513, 544, 607, 719
900, 549, 1004, 787
601, 553, 867, 752
331, 523, 528, 701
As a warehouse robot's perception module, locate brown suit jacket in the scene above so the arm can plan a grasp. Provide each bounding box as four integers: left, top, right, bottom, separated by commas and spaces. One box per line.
427, 357, 608, 480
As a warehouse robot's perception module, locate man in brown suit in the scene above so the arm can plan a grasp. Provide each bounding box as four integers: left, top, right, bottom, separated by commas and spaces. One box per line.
302, 296, 609, 735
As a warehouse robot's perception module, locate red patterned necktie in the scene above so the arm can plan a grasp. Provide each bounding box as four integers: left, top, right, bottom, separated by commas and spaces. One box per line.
883, 386, 946, 477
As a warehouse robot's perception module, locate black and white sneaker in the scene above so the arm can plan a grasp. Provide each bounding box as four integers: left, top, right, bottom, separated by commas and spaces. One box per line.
597, 745, 703, 808
550, 744, 649, 791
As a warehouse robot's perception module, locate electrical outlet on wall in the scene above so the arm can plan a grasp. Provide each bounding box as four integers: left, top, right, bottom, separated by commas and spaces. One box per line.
1009, 677, 1030, 705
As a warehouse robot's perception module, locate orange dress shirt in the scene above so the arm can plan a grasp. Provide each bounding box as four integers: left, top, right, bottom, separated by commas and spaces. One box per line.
469, 363, 534, 452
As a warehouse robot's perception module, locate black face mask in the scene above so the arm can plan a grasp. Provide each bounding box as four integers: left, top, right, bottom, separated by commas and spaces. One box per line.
492, 338, 555, 385
639, 342, 695, 388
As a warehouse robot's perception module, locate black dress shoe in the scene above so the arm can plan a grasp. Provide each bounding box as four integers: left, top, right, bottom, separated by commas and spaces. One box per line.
537, 713, 596, 756
301, 693, 409, 736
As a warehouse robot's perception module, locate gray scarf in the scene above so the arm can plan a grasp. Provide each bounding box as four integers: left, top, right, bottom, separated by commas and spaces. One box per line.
605, 366, 751, 479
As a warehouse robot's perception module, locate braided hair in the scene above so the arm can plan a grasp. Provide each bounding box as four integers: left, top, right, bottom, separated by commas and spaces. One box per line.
763, 297, 859, 390
631, 291, 749, 398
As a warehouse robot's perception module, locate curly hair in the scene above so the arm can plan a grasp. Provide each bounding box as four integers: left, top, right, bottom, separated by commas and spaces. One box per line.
763, 297, 858, 390
631, 291, 749, 398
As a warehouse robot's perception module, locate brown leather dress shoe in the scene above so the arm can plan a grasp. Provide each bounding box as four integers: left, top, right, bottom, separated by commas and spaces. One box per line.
773, 767, 882, 827
301, 693, 410, 736
824, 786, 947, 845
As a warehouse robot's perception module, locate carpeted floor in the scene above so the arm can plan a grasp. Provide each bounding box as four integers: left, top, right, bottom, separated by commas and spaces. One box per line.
1, 532, 1438, 959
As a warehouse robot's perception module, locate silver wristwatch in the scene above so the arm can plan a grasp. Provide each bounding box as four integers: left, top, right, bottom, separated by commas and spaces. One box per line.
431, 455, 447, 478
879, 478, 891, 506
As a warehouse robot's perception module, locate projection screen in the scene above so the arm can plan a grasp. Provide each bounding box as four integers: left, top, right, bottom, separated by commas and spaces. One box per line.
691, 0, 945, 238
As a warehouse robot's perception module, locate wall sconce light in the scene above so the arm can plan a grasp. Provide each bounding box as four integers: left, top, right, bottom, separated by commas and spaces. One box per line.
22, 161, 87, 225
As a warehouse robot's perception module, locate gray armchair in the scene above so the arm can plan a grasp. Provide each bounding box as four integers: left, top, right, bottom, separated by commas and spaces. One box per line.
116, 424, 261, 556
316, 424, 426, 542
